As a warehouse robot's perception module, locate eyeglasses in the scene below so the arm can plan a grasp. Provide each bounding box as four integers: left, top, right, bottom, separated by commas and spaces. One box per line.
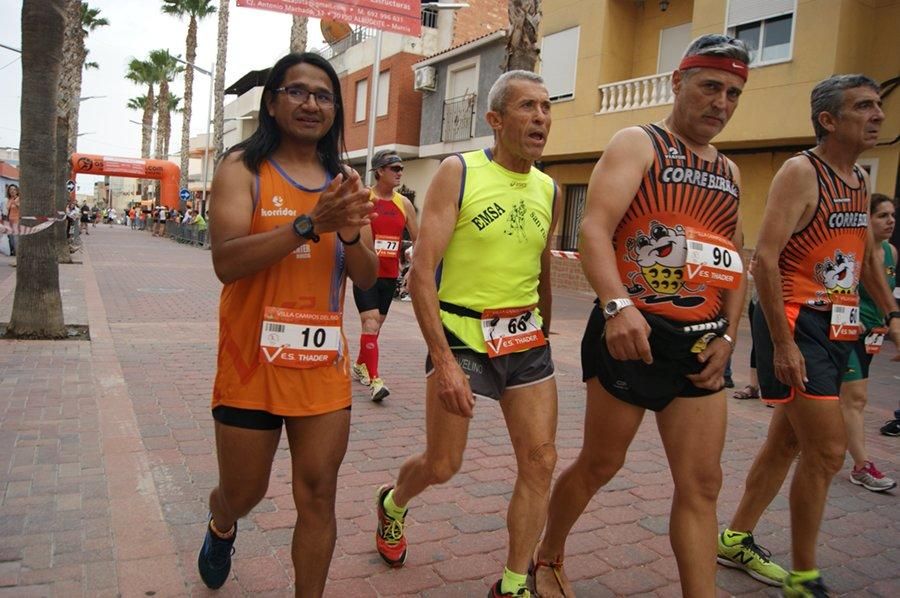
387, 165, 404, 173
272, 86, 336, 108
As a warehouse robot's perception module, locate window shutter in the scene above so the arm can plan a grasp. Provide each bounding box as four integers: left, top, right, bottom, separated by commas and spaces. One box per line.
727, 0, 794, 27
540, 27, 580, 101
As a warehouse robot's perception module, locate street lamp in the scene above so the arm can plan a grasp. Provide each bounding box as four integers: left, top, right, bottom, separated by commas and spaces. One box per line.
79, 95, 106, 102
173, 56, 214, 217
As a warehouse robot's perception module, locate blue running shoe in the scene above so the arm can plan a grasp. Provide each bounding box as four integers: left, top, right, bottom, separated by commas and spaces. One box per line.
197, 516, 236, 589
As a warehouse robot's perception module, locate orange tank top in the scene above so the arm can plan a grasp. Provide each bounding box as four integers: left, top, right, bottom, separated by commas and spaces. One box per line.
613, 125, 740, 323
211, 159, 351, 417
780, 151, 868, 309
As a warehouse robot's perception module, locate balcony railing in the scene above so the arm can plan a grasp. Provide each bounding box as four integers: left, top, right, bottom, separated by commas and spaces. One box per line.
441, 94, 477, 142
313, 26, 377, 60
598, 72, 674, 114
422, 7, 438, 28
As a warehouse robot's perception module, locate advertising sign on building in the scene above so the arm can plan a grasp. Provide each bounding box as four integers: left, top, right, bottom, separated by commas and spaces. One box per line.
236, 0, 421, 36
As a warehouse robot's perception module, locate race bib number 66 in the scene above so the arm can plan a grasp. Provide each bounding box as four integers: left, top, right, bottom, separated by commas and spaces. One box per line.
259, 307, 341, 368
481, 306, 546, 358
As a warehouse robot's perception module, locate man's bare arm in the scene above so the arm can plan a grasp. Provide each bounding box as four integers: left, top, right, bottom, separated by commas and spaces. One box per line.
537, 184, 563, 336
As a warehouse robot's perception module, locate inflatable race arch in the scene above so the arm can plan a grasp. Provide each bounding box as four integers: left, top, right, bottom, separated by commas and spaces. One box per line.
70, 154, 180, 208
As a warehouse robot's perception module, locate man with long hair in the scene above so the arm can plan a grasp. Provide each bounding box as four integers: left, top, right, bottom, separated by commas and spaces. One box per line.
196, 53, 377, 597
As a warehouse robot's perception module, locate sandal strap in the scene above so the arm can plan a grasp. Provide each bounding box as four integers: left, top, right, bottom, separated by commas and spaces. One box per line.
530, 558, 568, 597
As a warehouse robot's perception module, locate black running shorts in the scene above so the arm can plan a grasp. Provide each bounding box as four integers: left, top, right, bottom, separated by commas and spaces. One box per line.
212, 404, 351, 430
581, 304, 727, 412
353, 277, 398, 316
425, 328, 555, 401
753, 304, 853, 403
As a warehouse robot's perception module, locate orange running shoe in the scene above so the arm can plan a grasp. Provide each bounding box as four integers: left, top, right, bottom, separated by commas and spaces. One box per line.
375, 484, 407, 567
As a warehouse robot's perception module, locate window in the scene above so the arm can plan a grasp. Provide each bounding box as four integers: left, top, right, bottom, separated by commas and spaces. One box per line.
377, 70, 390, 117
727, 0, 795, 66
560, 185, 587, 251
658, 23, 692, 73
540, 26, 579, 101
857, 158, 879, 193
355, 78, 367, 122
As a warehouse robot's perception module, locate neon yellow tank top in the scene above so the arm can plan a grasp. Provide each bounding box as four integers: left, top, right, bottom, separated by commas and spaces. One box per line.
438, 149, 555, 352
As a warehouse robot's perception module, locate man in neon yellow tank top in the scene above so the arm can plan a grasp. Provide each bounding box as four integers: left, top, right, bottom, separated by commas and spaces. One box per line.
374, 70, 561, 598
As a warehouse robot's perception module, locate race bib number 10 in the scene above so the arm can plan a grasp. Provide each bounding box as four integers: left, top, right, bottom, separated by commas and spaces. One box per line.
374, 235, 401, 258
481, 307, 546, 359
829, 295, 861, 342
259, 307, 341, 369
684, 228, 743, 289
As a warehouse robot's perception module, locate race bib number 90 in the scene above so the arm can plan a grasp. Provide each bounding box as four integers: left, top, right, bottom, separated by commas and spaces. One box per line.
828, 295, 860, 342
481, 306, 546, 359
259, 307, 341, 369
684, 228, 743, 289
374, 235, 401, 258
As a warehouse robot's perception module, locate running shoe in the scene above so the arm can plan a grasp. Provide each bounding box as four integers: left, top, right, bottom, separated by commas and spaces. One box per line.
724, 375, 735, 388
716, 530, 787, 586
375, 484, 407, 567
487, 580, 531, 597
197, 516, 236, 589
371, 377, 390, 402
850, 461, 897, 492
880, 419, 900, 437
351, 362, 371, 386
782, 573, 831, 597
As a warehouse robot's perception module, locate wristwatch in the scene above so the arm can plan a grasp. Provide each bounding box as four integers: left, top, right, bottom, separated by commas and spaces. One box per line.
603, 298, 634, 320
887, 311, 900, 324
292, 214, 319, 243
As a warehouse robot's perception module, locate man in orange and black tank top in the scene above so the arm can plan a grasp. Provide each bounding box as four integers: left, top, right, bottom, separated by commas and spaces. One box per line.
531, 34, 749, 598
351, 149, 418, 403
719, 75, 899, 597
195, 53, 378, 596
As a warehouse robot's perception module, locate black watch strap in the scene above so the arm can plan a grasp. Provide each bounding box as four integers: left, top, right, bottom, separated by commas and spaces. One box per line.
887, 311, 900, 324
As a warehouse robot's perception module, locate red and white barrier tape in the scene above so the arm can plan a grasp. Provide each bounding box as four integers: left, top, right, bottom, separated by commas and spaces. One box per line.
550, 250, 581, 260
0, 213, 66, 236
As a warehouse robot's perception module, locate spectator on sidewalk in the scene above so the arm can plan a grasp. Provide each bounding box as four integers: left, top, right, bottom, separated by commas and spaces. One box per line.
192, 210, 207, 246
196, 52, 376, 596
80, 201, 91, 236
4, 184, 20, 256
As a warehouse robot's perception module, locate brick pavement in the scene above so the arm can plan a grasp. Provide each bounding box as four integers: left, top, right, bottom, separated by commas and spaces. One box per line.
0, 226, 897, 597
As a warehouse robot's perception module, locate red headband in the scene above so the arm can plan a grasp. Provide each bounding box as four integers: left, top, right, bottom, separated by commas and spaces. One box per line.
678, 55, 748, 82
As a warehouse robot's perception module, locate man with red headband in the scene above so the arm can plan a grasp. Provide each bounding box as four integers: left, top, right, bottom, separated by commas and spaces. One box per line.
529, 34, 750, 598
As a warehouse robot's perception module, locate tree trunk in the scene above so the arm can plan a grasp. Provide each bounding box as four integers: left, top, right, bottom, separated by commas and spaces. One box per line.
56, 0, 80, 264
67, 44, 86, 156
156, 80, 171, 160
213, 0, 229, 159
8, 0, 67, 339
179, 17, 198, 190
290, 15, 308, 53
503, 0, 541, 72
142, 84, 155, 200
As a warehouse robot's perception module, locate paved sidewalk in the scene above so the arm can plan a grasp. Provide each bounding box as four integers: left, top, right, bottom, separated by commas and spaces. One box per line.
0, 226, 897, 597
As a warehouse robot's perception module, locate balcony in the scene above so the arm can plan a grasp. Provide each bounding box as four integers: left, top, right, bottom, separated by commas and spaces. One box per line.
441, 94, 476, 142
314, 26, 377, 60
597, 72, 674, 114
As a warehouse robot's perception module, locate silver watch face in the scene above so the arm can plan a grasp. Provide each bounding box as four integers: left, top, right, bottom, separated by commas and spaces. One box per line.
604, 301, 619, 316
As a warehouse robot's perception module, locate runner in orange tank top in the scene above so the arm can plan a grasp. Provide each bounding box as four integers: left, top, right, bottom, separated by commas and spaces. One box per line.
720, 74, 900, 596
196, 53, 377, 597
350, 149, 418, 402
533, 34, 750, 598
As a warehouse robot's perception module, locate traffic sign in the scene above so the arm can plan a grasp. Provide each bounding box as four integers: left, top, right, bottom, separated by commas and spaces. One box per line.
179, 188, 191, 201
66, 180, 75, 193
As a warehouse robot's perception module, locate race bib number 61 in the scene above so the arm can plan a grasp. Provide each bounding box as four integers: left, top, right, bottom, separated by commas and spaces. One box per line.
829, 295, 860, 342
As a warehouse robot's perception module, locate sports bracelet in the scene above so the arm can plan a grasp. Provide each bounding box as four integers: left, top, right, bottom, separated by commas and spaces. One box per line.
337, 231, 360, 245
720, 333, 735, 350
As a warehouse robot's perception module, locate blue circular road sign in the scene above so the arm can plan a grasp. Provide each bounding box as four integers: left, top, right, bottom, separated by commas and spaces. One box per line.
179, 188, 191, 201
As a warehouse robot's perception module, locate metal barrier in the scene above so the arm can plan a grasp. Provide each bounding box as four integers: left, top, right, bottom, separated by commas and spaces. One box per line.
163, 220, 208, 248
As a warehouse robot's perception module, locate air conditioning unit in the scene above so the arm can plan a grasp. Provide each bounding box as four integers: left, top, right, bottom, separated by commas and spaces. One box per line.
413, 66, 437, 92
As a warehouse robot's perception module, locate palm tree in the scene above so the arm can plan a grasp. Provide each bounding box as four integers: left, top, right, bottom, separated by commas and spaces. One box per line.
8, 0, 67, 338
212, 0, 230, 158
504, 0, 541, 72
125, 58, 158, 161
150, 49, 184, 160
290, 15, 308, 53
161, 0, 217, 190
68, 2, 108, 155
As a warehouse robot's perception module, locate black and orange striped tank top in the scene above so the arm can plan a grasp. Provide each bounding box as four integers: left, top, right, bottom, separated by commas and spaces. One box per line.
780, 151, 868, 310
613, 124, 740, 323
